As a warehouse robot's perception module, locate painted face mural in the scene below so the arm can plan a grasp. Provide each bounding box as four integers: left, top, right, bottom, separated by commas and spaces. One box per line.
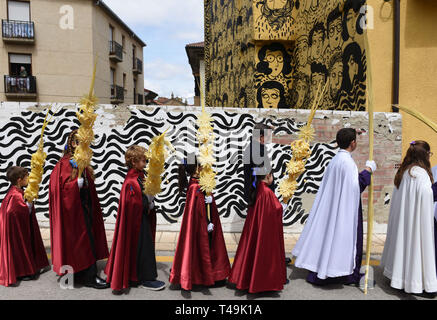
309, 24, 325, 62
347, 55, 358, 85
266, 0, 287, 10
265, 49, 284, 78
346, 10, 357, 41
295, 36, 309, 68
329, 61, 343, 101
328, 15, 342, 51
261, 88, 281, 108
295, 79, 309, 108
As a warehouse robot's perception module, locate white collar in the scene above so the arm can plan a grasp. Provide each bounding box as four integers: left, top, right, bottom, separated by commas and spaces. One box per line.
338, 149, 351, 155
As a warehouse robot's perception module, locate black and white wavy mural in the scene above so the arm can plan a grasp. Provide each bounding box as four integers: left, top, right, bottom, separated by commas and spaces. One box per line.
0, 105, 337, 232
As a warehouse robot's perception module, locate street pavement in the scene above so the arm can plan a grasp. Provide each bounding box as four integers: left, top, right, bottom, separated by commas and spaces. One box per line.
0, 253, 434, 301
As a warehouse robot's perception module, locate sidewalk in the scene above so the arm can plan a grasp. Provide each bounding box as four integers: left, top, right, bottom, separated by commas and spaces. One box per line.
39, 228, 387, 255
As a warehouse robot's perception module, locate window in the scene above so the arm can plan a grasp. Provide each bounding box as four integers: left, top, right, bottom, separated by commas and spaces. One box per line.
9, 53, 31, 76
109, 25, 114, 42
132, 44, 136, 60
122, 35, 126, 52
8, 0, 30, 21
123, 73, 126, 91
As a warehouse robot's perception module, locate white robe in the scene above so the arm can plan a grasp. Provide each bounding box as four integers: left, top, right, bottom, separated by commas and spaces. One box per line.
381, 166, 437, 293
432, 165, 437, 220
292, 149, 361, 279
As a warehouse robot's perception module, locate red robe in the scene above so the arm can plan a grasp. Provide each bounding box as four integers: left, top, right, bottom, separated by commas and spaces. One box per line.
229, 181, 286, 293
169, 178, 230, 290
0, 186, 49, 286
104, 169, 152, 291
49, 154, 109, 275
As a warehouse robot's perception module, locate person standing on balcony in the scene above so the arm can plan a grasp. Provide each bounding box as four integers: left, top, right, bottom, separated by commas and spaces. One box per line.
19, 66, 27, 77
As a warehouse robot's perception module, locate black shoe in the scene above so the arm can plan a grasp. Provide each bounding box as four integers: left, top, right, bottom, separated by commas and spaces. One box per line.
84, 276, 110, 289
18, 275, 36, 281
284, 279, 290, 285
285, 257, 292, 265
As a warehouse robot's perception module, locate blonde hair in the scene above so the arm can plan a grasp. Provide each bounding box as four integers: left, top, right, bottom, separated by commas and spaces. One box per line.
125, 145, 147, 169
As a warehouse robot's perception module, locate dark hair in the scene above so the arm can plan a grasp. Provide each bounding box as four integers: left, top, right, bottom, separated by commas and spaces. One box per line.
327, 6, 342, 38
256, 43, 292, 76
256, 81, 287, 109
309, 22, 325, 47
341, 0, 363, 41
178, 154, 199, 194
394, 140, 433, 188
342, 42, 363, 92
336, 128, 356, 149
6, 166, 28, 186
328, 51, 343, 72
247, 166, 272, 208
311, 62, 328, 82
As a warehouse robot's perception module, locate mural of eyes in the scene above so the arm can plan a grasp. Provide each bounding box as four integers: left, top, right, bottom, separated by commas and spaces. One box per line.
261, 88, 281, 108
264, 50, 284, 77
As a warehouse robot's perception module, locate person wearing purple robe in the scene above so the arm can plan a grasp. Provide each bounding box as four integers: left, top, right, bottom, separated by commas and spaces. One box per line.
292, 128, 376, 286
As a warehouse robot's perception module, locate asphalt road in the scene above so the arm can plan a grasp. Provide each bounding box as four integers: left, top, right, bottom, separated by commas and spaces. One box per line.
0, 254, 434, 301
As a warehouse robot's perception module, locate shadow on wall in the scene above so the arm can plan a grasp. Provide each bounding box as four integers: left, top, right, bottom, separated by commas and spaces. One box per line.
405, 0, 437, 48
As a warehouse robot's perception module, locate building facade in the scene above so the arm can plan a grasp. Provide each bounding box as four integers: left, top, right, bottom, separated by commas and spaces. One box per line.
205, 0, 437, 165
0, 0, 145, 105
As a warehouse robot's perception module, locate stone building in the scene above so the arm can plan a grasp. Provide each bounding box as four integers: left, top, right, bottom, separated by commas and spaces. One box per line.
0, 0, 146, 105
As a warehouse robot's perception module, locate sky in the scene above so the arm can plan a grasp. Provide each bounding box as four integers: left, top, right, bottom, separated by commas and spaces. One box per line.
104, 0, 204, 104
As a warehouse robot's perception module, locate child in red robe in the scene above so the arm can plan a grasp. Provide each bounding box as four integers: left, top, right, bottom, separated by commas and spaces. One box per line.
0, 166, 49, 286
105, 145, 165, 294
49, 130, 109, 289
229, 167, 287, 293
169, 155, 230, 290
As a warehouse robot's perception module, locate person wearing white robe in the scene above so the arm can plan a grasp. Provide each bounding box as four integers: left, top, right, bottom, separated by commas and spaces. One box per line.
381, 140, 437, 294
292, 128, 375, 285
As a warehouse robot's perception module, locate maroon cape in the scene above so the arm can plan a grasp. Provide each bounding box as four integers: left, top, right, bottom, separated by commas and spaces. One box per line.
49, 155, 108, 275
0, 186, 49, 286
229, 181, 286, 293
169, 178, 230, 290
105, 168, 150, 291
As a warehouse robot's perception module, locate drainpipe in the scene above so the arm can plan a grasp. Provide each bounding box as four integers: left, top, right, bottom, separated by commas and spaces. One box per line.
392, 0, 400, 112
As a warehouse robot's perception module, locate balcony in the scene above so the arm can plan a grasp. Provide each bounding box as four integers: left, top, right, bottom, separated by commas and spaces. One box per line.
2, 20, 35, 43
133, 57, 143, 75
137, 93, 144, 105
109, 41, 123, 62
110, 85, 124, 104
4, 75, 37, 99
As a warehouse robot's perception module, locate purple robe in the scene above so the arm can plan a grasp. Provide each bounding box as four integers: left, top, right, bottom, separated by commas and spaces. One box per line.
306, 170, 371, 285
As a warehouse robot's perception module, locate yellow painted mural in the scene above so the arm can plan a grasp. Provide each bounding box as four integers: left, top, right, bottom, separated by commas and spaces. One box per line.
205, 0, 367, 111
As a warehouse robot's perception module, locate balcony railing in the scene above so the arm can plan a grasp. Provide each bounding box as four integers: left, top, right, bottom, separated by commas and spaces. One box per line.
109, 41, 123, 62
137, 93, 144, 105
2, 20, 35, 42
4, 75, 37, 97
110, 85, 124, 104
133, 57, 143, 74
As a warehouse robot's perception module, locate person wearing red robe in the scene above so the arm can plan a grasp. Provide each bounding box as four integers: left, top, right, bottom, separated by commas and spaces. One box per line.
169, 155, 231, 291
229, 167, 287, 293
105, 145, 165, 293
49, 130, 109, 289
0, 166, 49, 287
